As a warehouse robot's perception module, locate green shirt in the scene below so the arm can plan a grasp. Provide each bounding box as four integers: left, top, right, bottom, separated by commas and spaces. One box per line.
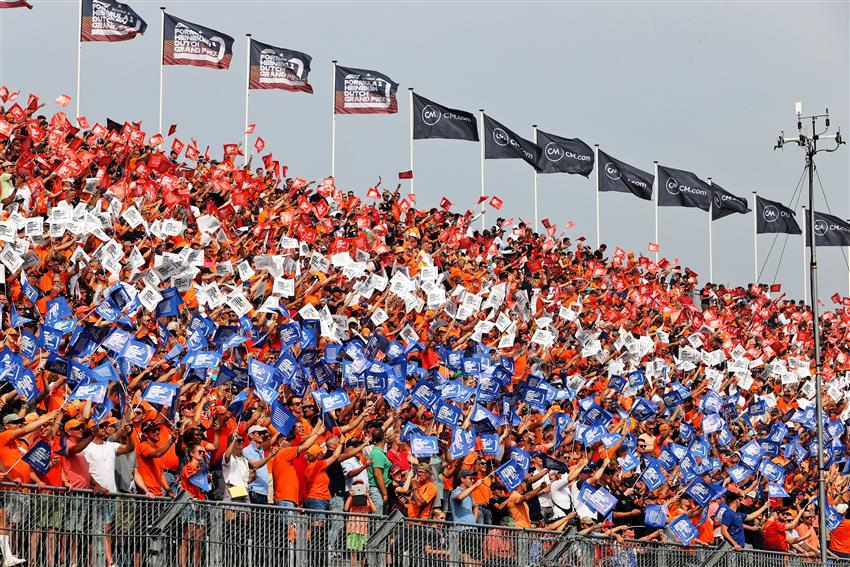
367, 445, 390, 488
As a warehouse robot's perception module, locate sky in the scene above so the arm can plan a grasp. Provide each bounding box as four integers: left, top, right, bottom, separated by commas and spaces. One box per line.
1, 0, 848, 302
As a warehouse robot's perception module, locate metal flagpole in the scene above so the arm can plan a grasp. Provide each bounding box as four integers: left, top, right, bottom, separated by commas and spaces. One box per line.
408, 88, 414, 196
653, 161, 659, 262
707, 178, 714, 283
594, 144, 600, 249
802, 206, 808, 301
331, 60, 337, 178
243, 34, 251, 166
75, 0, 83, 118
479, 109, 485, 230
752, 192, 758, 283
158, 7, 166, 135
532, 125, 538, 232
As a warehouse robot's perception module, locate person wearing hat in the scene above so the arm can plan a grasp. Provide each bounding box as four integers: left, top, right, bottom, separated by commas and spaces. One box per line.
136, 420, 179, 498
717, 491, 769, 550
243, 425, 272, 504
405, 463, 437, 519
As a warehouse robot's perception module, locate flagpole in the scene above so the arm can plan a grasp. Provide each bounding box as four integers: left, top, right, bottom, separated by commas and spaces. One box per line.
752, 192, 758, 283
653, 161, 659, 262
594, 144, 600, 249
331, 60, 337, 178
707, 177, 714, 283
243, 34, 251, 166
479, 109, 485, 230
75, 0, 83, 118
532, 125, 538, 232
408, 88, 414, 197
158, 7, 166, 136
802, 206, 808, 301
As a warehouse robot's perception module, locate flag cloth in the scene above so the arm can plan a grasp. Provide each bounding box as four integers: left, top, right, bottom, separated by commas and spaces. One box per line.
0, 1, 32, 8
483, 114, 541, 171
412, 93, 478, 141
162, 13, 234, 70
756, 196, 801, 235
596, 149, 653, 200
807, 211, 850, 247
81, 0, 147, 42
334, 65, 398, 115
657, 165, 712, 211
535, 130, 594, 176
710, 182, 750, 220
248, 39, 312, 93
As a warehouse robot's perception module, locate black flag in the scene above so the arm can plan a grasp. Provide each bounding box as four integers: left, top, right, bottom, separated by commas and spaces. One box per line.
710, 182, 750, 220
334, 65, 398, 115
657, 165, 712, 211
596, 149, 653, 201
412, 93, 478, 141
535, 130, 594, 176
755, 196, 801, 235
248, 39, 312, 93
483, 115, 541, 171
162, 14, 234, 70
81, 0, 146, 42
807, 211, 850, 247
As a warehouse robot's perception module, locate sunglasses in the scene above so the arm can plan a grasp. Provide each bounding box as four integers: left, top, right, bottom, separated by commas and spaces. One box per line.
69, 426, 84, 431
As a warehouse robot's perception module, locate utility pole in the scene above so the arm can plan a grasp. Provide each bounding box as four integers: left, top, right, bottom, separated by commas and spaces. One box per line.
775, 103, 844, 564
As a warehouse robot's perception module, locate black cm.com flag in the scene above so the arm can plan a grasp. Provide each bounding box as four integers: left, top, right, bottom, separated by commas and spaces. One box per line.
807, 211, 850, 247
597, 149, 653, 201
657, 165, 712, 211
334, 65, 398, 115
535, 130, 594, 177
412, 93, 478, 141
710, 182, 750, 220
755, 196, 801, 235
249, 39, 312, 94
81, 0, 146, 42
163, 13, 234, 70
483, 114, 541, 171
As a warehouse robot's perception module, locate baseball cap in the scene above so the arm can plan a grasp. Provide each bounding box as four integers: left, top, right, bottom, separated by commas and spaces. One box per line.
248, 425, 268, 435
141, 419, 161, 433
3, 414, 24, 425
63, 419, 84, 432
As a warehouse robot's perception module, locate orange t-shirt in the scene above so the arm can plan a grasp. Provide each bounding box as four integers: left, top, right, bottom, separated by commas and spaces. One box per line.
181, 462, 207, 500
269, 447, 300, 503
137, 440, 167, 496
830, 519, 850, 554
0, 431, 31, 484
305, 460, 330, 501
408, 481, 437, 519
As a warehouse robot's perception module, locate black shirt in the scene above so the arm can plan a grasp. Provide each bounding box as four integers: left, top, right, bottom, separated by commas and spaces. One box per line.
324, 449, 346, 498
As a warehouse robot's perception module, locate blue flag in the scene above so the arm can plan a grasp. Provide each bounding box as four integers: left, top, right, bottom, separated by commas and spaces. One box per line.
22, 440, 52, 475
495, 459, 524, 492
270, 401, 297, 436
142, 382, 179, 406
409, 434, 440, 458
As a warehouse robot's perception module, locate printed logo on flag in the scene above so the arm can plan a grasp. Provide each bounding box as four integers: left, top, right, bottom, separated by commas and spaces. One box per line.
249, 40, 313, 93
163, 14, 234, 70
493, 128, 510, 146
412, 93, 478, 141
665, 176, 680, 195
814, 219, 829, 237
334, 65, 398, 115
81, 0, 147, 42
762, 205, 779, 222
421, 105, 441, 126
605, 162, 621, 180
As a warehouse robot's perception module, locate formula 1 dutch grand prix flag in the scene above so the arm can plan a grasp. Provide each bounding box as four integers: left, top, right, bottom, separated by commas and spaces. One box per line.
162, 13, 234, 70
0, 1, 32, 8
81, 0, 147, 42
249, 39, 312, 93
657, 165, 713, 211
334, 65, 398, 115
412, 93, 478, 141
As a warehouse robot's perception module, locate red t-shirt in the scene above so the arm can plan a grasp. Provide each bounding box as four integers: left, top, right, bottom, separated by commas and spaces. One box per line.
762, 520, 788, 552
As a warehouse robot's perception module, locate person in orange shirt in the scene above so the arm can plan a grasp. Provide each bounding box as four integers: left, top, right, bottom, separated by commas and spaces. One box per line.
179, 443, 208, 567
303, 442, 344, 510
268, 423, 325, 507
406, 464, 438, 519
135, 420, 177, 497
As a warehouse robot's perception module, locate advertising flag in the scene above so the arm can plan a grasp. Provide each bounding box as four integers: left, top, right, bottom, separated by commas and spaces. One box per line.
334, 65, 398, 115
535, 130, 594, 176
710, 182, 750, 220
483, 114, 541, 171
412, 93, 478, 141
0, 1, 32, 8
248, 39, 312, 93
597, 149, 653, 200
756, 196, 801, 235
807, 211, 850, 247
657, 165, 713, 211
162, 13, 234, 70
81, 0, 147, 42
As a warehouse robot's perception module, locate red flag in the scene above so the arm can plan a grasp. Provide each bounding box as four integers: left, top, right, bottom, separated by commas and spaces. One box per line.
546, 225, 556, 237
541, 218, 551, 229
0, 1, 33, 9
833, 293, 842, 304
54, 94, 71, 108
168, 124, 177, 136
149, 133, 163, 146
171, 138, 185, 155
26, 93, 38, 111
8, 103, 25, 123
566, 220, 575, 229
367, 186, 381, 199
223, 143, 242, 158
408, 193, 416, 204
440, 197, 453, 211
254, 137, 265, 153
399, 199, 411, 213
648, 242, 660, 253
489, 196, 503, 210
0, 120, 15, 139
398, 170, 413, 179
77, 116, 90, 129
770, 284, 781, 293
476, 195, 489, 205
185, 144, 199, 161
245, 123, 256, 135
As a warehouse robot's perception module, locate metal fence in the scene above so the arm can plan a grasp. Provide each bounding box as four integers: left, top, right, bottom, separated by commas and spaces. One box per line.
0, 486, 844, 567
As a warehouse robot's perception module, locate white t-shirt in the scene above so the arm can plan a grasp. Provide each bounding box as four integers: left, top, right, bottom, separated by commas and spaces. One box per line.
341, 455, 368, 491
569, 480, 596, 520
223, 453, 251, 488
83, 440, 121, 493
549, 477, 572, 519
532, 472, 553, 508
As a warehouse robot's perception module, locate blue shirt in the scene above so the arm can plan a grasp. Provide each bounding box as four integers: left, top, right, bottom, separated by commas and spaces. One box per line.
717, 504, 746, 547
450, 487, 476, 528
242, 443, 268, 495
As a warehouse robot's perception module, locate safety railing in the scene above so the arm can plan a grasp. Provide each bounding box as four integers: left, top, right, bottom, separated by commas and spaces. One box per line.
0, 485, 846, 567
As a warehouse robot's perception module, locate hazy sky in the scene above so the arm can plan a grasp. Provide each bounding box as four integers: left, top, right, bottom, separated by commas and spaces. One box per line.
1, 1, 848, 301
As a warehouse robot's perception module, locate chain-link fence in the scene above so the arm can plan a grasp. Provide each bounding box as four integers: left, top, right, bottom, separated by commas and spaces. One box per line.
0, 486, 844, 567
